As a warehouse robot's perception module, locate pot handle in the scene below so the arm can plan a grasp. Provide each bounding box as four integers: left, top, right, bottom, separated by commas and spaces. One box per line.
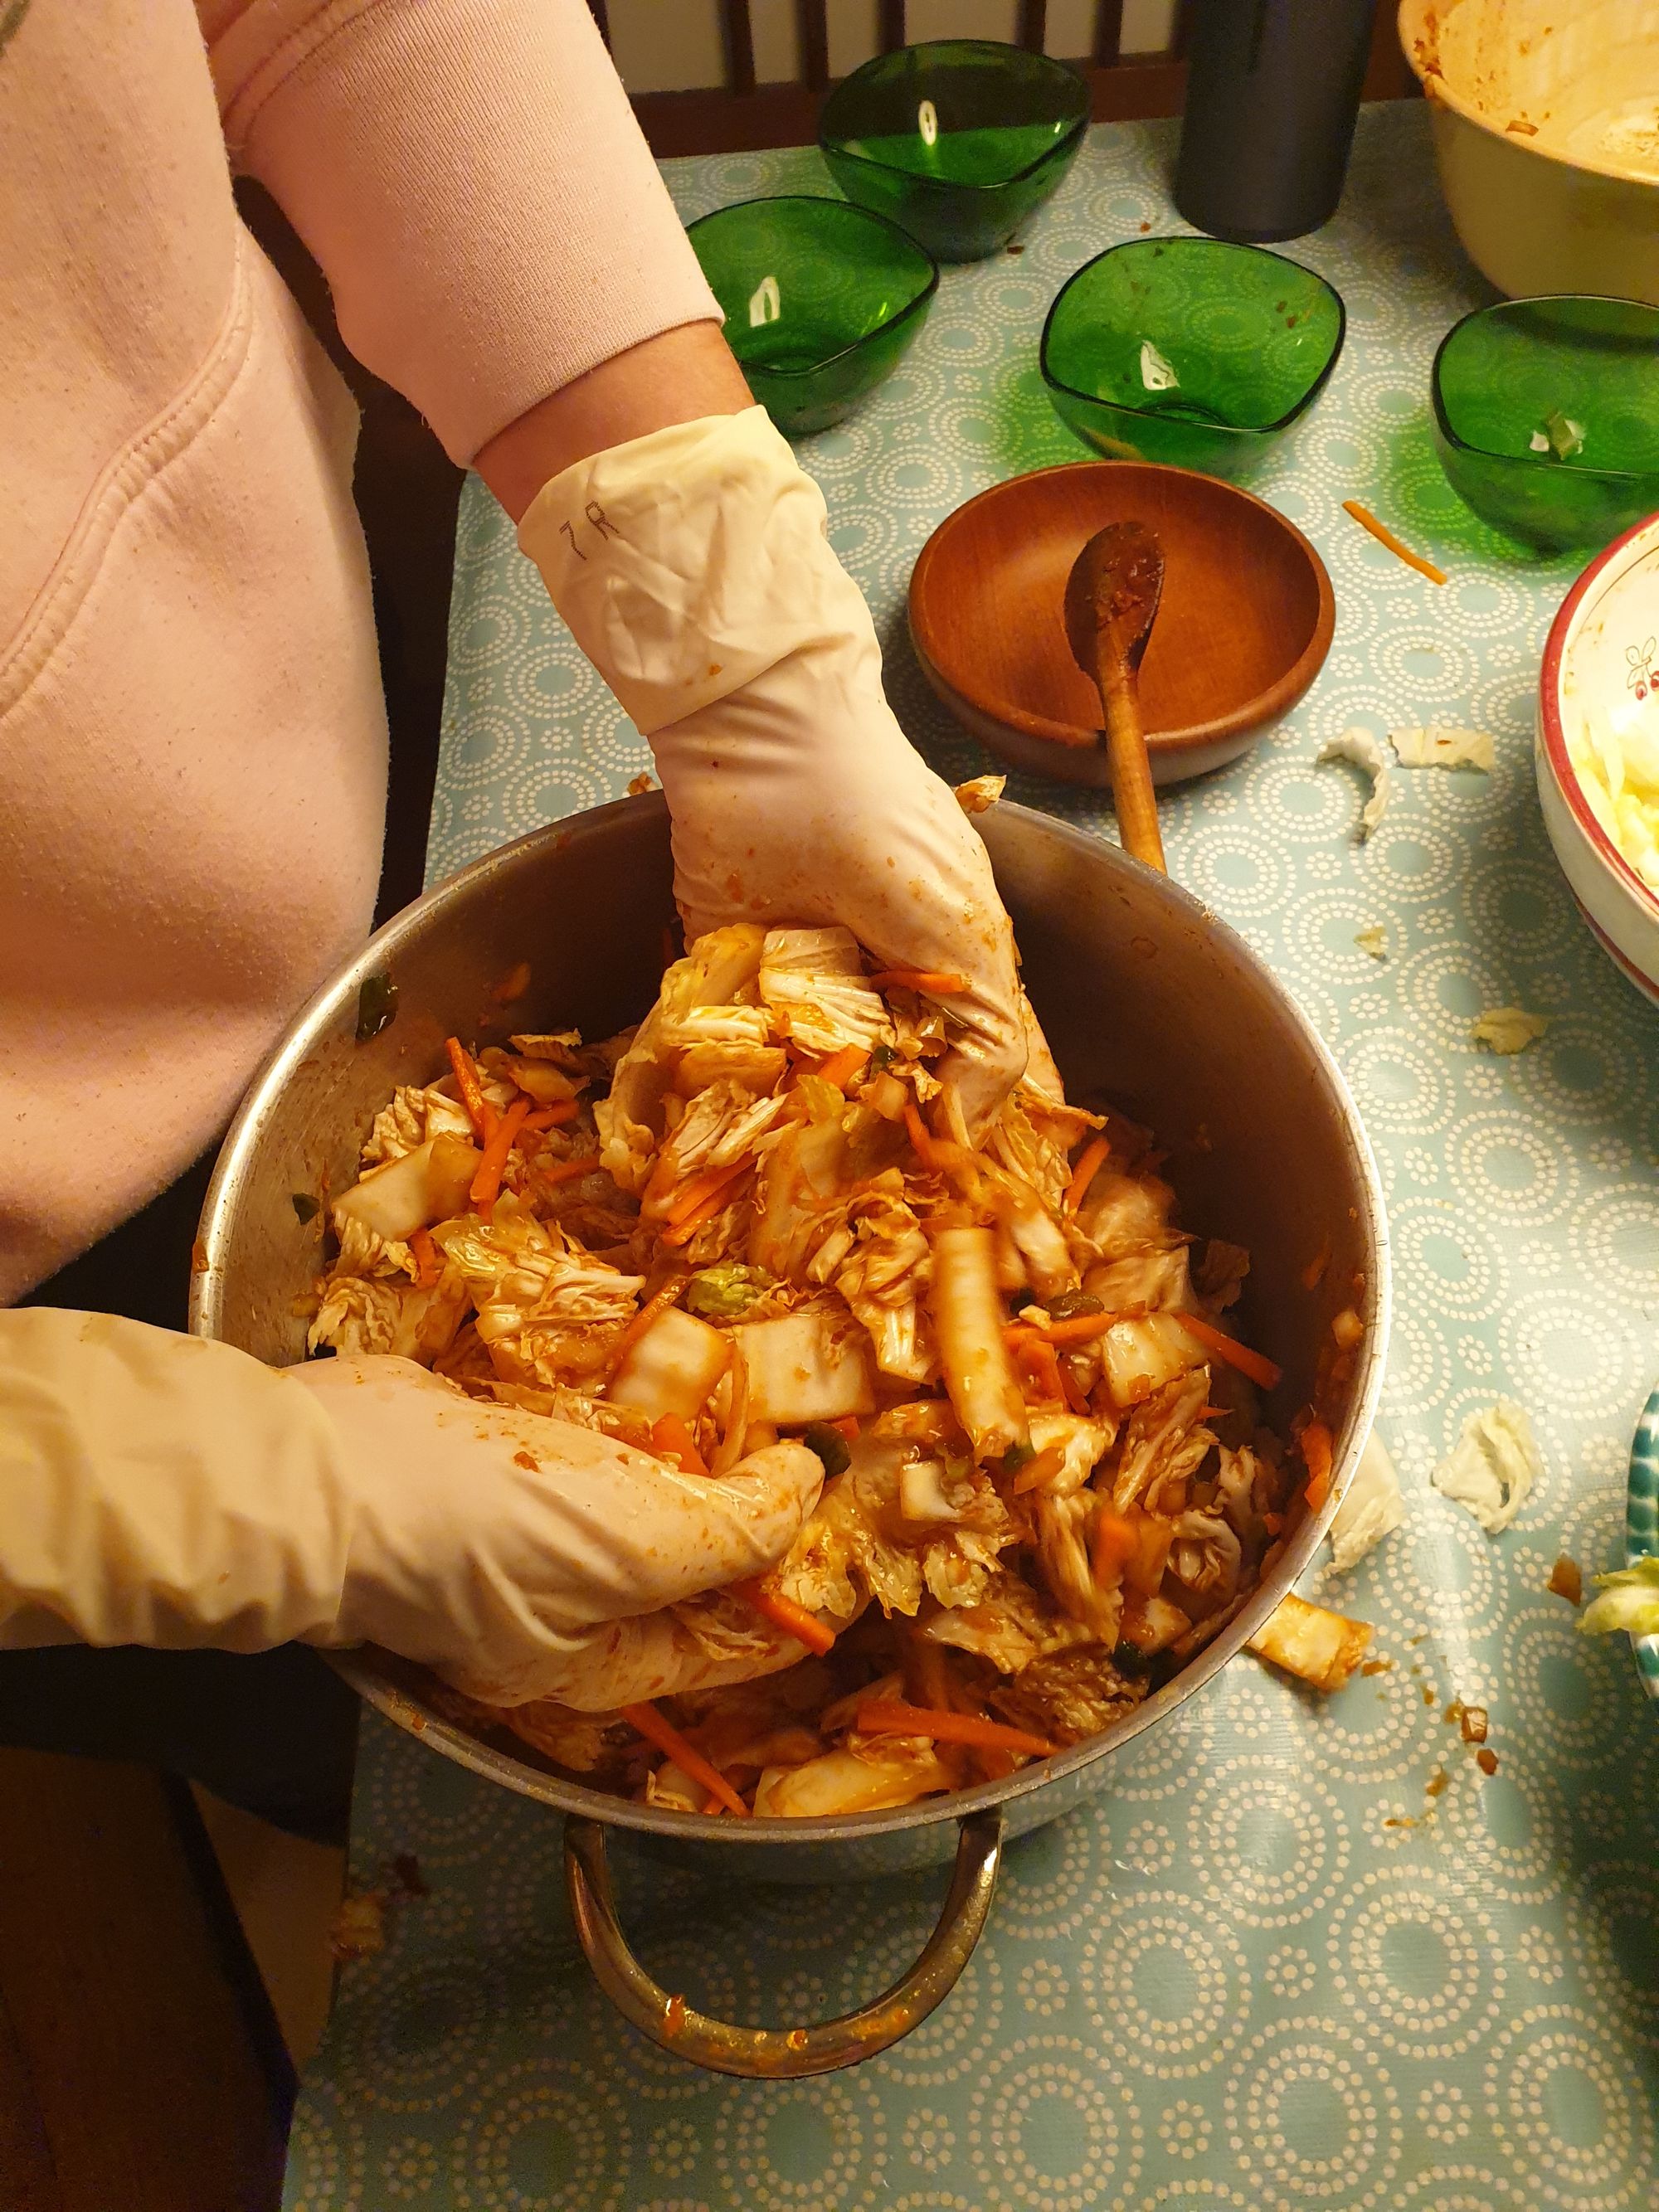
563, 1806, 1004, 2079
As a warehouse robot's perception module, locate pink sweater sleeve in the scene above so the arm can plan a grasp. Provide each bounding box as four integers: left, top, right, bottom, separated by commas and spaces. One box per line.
201, 0, 723, 464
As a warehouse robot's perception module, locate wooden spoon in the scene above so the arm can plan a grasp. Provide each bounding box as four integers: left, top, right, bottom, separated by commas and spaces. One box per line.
1063, 521, 1167, 872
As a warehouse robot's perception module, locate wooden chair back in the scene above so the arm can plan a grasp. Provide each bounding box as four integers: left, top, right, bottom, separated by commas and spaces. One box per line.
587, 1, 1415, 157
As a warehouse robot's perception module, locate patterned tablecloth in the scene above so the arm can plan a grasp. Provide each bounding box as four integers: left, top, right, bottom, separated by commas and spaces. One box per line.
286, 102, 1659, 2212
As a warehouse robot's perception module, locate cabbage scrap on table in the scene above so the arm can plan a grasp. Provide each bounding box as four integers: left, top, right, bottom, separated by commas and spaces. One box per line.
1578, 1556, 1659, 1641
311, 923, 1350, 1816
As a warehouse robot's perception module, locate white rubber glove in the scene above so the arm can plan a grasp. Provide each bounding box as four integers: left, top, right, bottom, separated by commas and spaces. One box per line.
0, 1311, 820, 1709
519, 406, 1028, 1130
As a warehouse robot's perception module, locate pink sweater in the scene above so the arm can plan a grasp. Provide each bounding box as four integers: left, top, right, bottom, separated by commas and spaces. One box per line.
0, 0, 718, 1301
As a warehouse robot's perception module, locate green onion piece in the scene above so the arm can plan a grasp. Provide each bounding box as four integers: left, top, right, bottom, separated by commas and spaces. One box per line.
355, 974, 398, 1043
1001, 1439, 1037, 1475
684, 1262, 772, 1321
1048, 1290, 1105, 1321
1542, 408, 1585, 461
802, 1422, 852, 1478
291, 1193, 320, 1223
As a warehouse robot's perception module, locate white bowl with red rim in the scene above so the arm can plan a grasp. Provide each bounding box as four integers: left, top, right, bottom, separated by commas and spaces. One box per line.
1536, 510, 1659, 1004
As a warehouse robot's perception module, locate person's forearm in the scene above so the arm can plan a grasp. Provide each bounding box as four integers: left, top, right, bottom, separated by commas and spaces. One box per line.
208, 0, 727, 468
474, 324, 753, 523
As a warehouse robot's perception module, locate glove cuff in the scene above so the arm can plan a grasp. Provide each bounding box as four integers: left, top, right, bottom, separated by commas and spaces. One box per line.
0, 1310, 354, 1652
518, 405, 874, 737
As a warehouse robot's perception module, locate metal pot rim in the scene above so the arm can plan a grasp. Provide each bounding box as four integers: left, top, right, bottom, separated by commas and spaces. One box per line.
193, 795, 1391, 1850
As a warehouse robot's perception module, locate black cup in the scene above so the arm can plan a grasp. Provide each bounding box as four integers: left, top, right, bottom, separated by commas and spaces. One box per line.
1174, 0, 1376, 244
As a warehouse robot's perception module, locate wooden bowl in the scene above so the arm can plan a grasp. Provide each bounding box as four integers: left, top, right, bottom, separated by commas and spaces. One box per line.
908, 461, 1335, 786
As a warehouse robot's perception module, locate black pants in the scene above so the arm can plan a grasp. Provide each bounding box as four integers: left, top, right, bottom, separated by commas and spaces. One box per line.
8, 1155, 358, 1843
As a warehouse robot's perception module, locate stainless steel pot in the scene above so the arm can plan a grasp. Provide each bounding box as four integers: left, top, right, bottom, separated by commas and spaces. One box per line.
192, 795, 1389, 2077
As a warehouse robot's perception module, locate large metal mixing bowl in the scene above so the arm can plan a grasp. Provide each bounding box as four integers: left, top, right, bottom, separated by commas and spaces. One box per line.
192, 795, 1388, 2076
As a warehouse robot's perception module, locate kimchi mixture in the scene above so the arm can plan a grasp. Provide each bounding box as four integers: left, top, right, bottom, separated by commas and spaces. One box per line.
309, 925, 1340, 1819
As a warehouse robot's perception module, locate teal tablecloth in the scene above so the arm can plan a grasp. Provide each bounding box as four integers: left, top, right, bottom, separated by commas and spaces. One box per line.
287, 103, 1659, 2211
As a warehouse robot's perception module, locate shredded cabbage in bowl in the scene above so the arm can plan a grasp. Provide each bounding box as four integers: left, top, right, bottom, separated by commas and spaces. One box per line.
1567, 711, 1659, 896
306, 924, 1350, 1817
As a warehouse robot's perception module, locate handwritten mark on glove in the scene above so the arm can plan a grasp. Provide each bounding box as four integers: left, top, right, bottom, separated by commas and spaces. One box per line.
559, 502, 623, 562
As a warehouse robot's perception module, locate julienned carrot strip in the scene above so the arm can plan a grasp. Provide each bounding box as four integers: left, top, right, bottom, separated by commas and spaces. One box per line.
902, 1098, 944, 1170
1299, 1417, 1335, 1513
1063, 1135, 1111, 1215
1091, 1505, 1137, 1585
651, 1413, 709, 1479
1043, 1310, 1117, 1346
641, 1149, 679, 1209
864, 969, 970, 994
469, 1096, 530, 1208
1342, 500, 1447, 586
663, 1189, 743, 1247
1010, 1444, 1067, 1495
1005, 1312, 1117, 1349
600, 1278, 685, 1384
537, 1152, 606, 1187
901, 1101, 981, 1203
409, 1227, 442, 1290
1180, 1311, 1283, 1392
661, 1161, 752, 1247
808, 1043, 866, 1092
730, 1578, 837, 1657
902, 1096, 937, 1164
826, 1414, 862, 1443
1058, 1359, 1092, 1417
520, 1100, 579, 1133
664, 1157, 750, 1231
856, 1700, 1054, 1760
620, 1702, 749, 1818
445, 1036, 495, 1144
1014, 1335, 1065, 1405
1125, 1511, 1174, 1603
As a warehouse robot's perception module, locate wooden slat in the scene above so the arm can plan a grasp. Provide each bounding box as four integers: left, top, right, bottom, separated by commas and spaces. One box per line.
626, 0, 1418, 160
0, 1751, 285, 2212
796, 0, 829, 88
879, 0, 906, 52
1089, 54, 1185, 119
721, 0, 756, 95
635, 80, 825, 156
1019, 0, 1048, 51
1363, 0, 1420, 100
633, 61, 1187, 154
1093, 0, 1123, 66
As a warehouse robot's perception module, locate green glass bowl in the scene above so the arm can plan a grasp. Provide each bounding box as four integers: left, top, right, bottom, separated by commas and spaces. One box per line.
819, 39, 1089, 261
1431, 295, 1659, 552
1039, 237, 1346, 479
687, 195, 938, 436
